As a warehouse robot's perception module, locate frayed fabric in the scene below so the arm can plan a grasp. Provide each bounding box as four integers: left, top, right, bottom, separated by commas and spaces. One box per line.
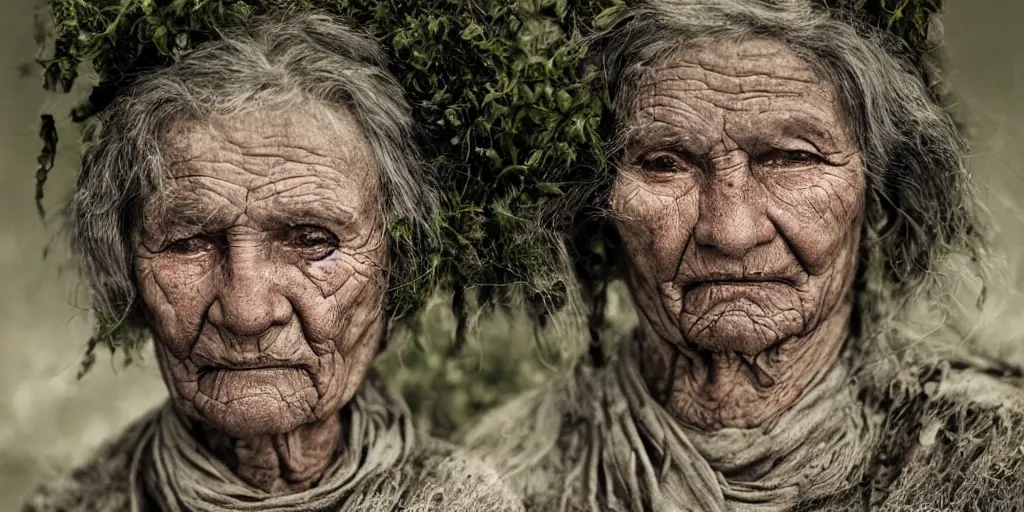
22, 374, 524, 512
463, 332, 1024, 511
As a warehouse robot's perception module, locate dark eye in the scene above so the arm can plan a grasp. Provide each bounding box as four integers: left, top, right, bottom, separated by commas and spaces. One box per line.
639, 152, 686, 173
166, 235, 216, 255
287, 226, 339, 261
760, 149, 822, 168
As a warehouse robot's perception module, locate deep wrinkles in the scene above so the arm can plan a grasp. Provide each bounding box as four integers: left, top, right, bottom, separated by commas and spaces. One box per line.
612, 38, 865, 431
135, 106, 387, 492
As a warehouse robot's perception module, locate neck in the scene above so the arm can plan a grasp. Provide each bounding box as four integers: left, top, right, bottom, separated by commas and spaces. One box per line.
638, 299, 852, 431
191, 410, 343, 493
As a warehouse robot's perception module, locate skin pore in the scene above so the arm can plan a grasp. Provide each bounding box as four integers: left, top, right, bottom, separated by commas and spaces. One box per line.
611, 37, 866, 431
133, 103, 387, 492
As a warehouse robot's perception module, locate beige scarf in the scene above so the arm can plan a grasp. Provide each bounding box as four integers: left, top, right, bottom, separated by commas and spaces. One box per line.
131, 375, 413, 512
585, 341, 881, 511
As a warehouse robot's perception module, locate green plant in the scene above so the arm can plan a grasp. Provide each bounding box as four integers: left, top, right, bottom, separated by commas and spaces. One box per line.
36, 0, 945, 433
38, 0, 620, 369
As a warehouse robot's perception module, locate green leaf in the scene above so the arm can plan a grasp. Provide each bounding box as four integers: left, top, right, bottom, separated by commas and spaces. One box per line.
497, 164, 528, 180
152, 25, 170, 55
526, 149, 543, 167
461, 22, 484, 42
537, 182, 564, 196
444, 107, 462, 126
554, 89, 571, 112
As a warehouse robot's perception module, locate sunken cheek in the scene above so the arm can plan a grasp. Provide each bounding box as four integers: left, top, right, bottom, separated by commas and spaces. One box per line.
768, 169, 865, 270
611, 171, 699, 281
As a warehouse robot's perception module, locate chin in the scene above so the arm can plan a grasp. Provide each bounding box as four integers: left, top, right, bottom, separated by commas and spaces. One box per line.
204, 396, 314, 437
679, 292, 803, 354
684, 315, 783, 355
192, 368, 324, 438
679, 302, 801, 355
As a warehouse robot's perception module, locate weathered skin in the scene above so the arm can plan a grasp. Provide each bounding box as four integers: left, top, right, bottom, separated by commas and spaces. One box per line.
133, 103, 387, 493
611, 38, 866, 430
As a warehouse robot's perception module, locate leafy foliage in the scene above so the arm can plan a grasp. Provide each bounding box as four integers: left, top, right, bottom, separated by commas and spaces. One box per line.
823, 0, 942, 71
38, 0, 620, 358
332, 0, 621, 347
36, 0, 945, 428
824, 0, 940, 47
376, 301, 565, 438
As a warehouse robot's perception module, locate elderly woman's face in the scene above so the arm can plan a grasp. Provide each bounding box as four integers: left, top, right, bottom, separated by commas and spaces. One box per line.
612, 37, 865, 356
134, 104, 386, 438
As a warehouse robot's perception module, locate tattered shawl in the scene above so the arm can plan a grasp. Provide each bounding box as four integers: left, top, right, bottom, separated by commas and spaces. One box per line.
463, 331, 1024, 511
22, 373, 524, 512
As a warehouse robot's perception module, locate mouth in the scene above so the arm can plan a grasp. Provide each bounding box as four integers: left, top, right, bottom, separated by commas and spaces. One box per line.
683, 277, 794, 292
196, 363, 307, 376
195, 366, 315, 404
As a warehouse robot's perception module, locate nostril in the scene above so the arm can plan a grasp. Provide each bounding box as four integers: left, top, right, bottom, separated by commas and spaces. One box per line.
694, 207, 771, 257
209, 284, 294, 338
210, 293, 273, 335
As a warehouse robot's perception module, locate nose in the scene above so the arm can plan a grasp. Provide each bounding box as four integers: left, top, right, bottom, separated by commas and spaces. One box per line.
208, 243, 291, 336
692, 164, 775, 257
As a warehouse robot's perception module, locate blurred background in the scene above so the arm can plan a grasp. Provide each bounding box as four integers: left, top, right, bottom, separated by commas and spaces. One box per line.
1, 0, 1022, 507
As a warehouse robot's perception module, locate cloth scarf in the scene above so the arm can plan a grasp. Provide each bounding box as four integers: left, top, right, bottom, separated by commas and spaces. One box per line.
131, 376, 414, 512
589, 341, 881, 512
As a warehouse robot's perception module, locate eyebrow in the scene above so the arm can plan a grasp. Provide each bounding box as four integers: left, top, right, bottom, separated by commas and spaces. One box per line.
621, 123, 712, 163
151, 195, 361, 232
143, 194, 238, 233
627, 112, 846, 157
626, 123, 699, 148
771, 114, 841, 147
262, 198, 358, 227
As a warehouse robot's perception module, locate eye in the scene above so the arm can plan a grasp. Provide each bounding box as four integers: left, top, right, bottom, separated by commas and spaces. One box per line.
639, 152, 687, 173
165, 235, 216, 255
286, 226, 340, 261
760, 149, 823, 168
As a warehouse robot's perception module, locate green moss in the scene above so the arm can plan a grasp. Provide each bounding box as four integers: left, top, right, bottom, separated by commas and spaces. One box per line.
823, 0, 942, 70
76, 313, 148, 379
332, 0, 620, 341
38, 0, 620, 365
36, 0, 945, 421
375, 301, 566, 438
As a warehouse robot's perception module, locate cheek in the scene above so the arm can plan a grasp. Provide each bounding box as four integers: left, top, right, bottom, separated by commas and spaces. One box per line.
764, 168, 865, 274
611, 173, 700, 280
136, 252, 218, 357
292, 241, 387, 354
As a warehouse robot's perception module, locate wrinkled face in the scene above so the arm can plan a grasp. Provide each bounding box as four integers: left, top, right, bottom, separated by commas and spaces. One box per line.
612, 38, 865, 355
134, 104, 386, 438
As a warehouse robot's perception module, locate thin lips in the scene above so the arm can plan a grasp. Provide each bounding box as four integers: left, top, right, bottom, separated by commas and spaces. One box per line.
191, 343, 319, 374
682, 276, 796, 292
196, 360, 308, 374
690, 277, 792, 284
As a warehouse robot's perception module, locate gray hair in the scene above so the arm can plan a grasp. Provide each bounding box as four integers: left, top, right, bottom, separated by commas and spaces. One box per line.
67, 11, 438, 334
583, 0, 989, 356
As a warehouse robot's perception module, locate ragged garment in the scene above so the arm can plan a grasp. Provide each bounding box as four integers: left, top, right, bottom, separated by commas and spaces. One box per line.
464, 332, 1024, 511
23, 372, 524, 512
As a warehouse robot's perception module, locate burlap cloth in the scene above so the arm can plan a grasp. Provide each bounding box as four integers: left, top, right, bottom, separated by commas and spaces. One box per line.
464, 331, 1024, 511
23, 372, 524, 512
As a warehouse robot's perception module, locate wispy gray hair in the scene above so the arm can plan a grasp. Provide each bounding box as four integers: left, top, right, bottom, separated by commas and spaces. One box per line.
584, 0, 990, 361
67, 10, 438, 335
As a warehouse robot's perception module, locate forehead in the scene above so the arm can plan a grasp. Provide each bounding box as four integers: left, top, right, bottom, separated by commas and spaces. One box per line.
148, 103, 379, 218
656, 36, 820, 87
159, 102, 377, 188
629, 37, 849, 145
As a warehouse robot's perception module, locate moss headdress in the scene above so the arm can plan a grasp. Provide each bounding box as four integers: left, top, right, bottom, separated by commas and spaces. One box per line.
35, 0, 946, 367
